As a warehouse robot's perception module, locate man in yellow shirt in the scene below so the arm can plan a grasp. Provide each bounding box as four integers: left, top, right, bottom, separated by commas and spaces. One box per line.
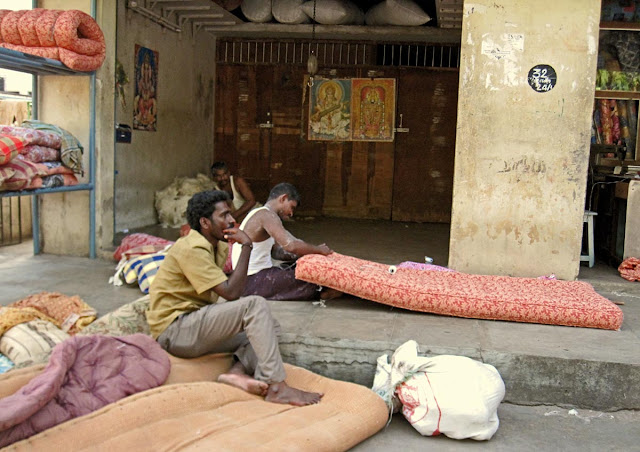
146, 190, 322, 406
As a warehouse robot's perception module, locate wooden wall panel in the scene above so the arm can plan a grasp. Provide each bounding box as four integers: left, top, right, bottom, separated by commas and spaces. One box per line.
268, 67, 324, 214
214, 65, 238, 170
391, 69, 458, 223
214, 57, 458, 222
323, 141, 394, 219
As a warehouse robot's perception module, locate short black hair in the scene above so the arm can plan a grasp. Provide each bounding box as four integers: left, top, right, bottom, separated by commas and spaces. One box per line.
267, 182, 300, 203
210, 161, 228, 172
186, 190, 231, 232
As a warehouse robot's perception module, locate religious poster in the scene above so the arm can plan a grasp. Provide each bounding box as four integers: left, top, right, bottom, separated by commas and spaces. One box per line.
351, 78, 396, 142
133, 45, 158, 131
308, 79, 352, 141
308, 78, 396, 142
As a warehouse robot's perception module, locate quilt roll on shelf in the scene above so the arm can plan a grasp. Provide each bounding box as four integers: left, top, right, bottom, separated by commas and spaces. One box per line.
295, 253, 624, 330
0, 9, 105, 72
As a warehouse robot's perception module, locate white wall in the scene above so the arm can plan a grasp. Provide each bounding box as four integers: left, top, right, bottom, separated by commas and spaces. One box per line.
115, 4, 217, 231
448, 0, 600, 280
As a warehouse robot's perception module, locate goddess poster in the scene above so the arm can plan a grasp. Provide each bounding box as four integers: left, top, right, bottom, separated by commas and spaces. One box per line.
308, 79, 352, 141
133, 45, 158, 131
351, 78, 396, 142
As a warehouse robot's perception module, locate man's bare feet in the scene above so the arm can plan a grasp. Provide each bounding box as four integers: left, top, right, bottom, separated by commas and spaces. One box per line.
320, 287, 343, 300
218, 373, 269, 396
265, 381, 323, 406
217, 361, 268, 396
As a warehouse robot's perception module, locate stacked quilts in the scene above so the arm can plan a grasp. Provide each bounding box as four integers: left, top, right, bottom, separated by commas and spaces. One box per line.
0, 122, 82, 192
0, 9, 106, 72
0, 292, 97, 373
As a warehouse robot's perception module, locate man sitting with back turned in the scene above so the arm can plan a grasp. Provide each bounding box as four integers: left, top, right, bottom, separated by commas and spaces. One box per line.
231, 182, 342, 301
146, 190, 322, 406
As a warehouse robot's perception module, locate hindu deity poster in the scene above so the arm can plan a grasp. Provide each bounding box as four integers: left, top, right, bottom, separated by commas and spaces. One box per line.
133, 45, 158, 131
308, 79, 352, 141
351, 78, 396, 142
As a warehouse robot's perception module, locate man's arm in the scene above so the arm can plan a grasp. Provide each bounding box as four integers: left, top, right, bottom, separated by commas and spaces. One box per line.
271, 243, 298, 262
212, 227, 252, 301
231, 177, 257, 223
262, 211, 333, 257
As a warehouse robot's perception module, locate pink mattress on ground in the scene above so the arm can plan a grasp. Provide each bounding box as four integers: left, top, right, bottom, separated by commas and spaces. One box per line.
295, 253, 623, 330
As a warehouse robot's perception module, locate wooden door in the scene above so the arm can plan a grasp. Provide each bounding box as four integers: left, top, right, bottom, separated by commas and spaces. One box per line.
268, 67, 325, 215
391, 69, 459, 223
214, 65, 273, 204
214, 64, 324, 214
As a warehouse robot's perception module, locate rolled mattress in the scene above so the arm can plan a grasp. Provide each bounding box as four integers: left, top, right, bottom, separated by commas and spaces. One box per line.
0, 9, 105, 72
295, 253, 624, 330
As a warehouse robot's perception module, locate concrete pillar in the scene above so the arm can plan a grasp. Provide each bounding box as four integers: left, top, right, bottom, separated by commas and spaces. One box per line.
449, 0, 600, 279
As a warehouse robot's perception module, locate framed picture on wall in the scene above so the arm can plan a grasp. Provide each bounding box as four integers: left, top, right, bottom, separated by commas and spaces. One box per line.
351, 78, 396, 142
133, 45, 158, 131
307, 78, 396, 142
308, 79, 352, 141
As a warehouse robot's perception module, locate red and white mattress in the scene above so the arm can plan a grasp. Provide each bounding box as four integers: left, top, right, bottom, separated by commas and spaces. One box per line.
0, 9, 105, 72
295, 253, 624, 330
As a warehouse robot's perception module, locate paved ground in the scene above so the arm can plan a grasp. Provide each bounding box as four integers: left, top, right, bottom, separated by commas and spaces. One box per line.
2, 217, 640, 450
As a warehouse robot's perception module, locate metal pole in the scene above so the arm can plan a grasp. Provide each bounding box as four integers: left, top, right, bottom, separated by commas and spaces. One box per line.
31, 69, 40, 254
89, 0, 97, 258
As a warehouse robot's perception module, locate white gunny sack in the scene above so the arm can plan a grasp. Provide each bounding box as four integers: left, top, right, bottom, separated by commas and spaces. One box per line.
372, 340, 505, 440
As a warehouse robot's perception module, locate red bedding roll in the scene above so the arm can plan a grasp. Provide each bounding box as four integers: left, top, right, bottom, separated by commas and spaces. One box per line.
17, 8, 45, 46
1, 10, 26, 45
54, 10, 105, 56
0, 10, 10, 43
58, 47, 105, 72
36, 9, 62, 47
0, 9, 105, 72
0, 42, 59, 60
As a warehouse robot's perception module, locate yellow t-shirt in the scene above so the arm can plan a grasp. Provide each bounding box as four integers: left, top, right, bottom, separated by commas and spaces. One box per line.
146, 229, 228, 339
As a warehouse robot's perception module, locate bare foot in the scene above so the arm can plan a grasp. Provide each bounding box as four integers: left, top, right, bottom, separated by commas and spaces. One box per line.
320, 287, 343, 300
218, 372, 269, 396
265, 381, 323, 406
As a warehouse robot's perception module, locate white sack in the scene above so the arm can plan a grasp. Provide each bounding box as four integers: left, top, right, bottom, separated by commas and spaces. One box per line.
301, 0, 364, 25
365, 0, 431, 26
241, 0, 273, 23
155, 173, 216, 228
372, 340, 505, 441
272, 0, 310, 24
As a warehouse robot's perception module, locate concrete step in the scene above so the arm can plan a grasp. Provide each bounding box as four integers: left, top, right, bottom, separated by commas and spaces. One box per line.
271, 290, 640, 411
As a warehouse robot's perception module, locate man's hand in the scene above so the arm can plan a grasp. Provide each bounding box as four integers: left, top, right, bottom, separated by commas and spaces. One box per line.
223, 226, 252, 247
317, 243, 333, 256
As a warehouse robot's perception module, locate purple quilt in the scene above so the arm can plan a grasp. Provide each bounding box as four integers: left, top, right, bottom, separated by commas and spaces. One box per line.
0, 334, 170, 447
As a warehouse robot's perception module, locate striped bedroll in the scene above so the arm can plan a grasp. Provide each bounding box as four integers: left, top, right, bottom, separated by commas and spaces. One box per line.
122, 251, 167, 294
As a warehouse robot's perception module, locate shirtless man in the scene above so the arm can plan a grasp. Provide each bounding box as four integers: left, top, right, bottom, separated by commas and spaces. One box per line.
211, 161, 259, 224
231, 182, 342, 301
147, 190, 322, 405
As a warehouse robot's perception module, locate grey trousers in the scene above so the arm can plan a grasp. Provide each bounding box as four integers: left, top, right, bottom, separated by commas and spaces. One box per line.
157, 295, 286, 383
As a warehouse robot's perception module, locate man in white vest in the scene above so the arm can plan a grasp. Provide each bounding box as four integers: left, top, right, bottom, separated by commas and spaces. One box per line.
211, 161, 260, 224
231, 182, 342, 301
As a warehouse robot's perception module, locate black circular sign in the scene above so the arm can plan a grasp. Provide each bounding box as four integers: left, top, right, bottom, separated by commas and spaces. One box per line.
528, 65, 557, 93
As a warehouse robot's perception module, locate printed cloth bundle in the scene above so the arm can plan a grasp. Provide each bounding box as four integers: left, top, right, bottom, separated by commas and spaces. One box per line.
113, 233, 175, 261
8, 291, 96, 334
0, 9, 106, 72
0, 123, 84, 191
618, 257, 640, 282
110, 234, 175, 294
0, 292, 97, 369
